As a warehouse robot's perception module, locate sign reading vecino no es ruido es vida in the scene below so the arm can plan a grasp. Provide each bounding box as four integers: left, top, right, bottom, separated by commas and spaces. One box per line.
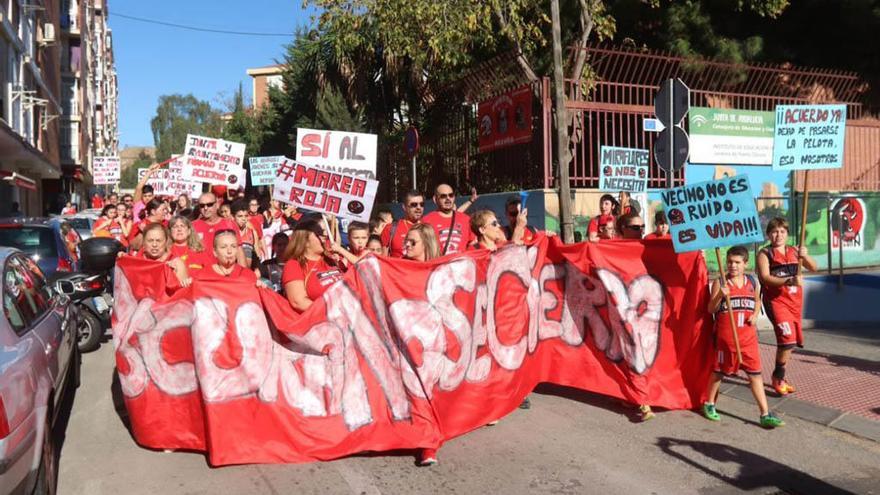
661, 176, 763, 253
772, 104, 846, 171
272, 158, 378, 223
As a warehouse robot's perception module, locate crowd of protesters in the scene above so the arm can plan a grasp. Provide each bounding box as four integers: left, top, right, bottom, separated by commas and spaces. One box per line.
82, 162, 819, 466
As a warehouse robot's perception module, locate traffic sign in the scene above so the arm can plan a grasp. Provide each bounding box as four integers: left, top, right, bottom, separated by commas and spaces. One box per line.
405, 126, 420, 156
654, 78, 690, 126
653, 126, 690, 172
643, 118, 665, 133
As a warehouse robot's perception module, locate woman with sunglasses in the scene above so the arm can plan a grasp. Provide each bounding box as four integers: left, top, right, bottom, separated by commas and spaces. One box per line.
132, 223, 191, 288
128, 198, 169, 251
281, 219, 345, 313
402, 223, 440, 262
616, 212, 645, 240
469, 209, 527, 251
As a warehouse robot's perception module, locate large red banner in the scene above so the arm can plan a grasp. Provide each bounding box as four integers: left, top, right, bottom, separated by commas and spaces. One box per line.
112, 237, 712, 466
477, 85, 534, 153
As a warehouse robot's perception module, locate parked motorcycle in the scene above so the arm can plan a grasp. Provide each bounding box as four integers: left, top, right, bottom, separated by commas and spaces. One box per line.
55, 237, 121, 352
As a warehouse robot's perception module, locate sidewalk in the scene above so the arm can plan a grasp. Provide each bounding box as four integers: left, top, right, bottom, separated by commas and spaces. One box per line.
719, 324, 880, 443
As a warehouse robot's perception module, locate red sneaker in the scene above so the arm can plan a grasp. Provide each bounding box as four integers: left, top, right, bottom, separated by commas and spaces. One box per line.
772, 379, 793, 396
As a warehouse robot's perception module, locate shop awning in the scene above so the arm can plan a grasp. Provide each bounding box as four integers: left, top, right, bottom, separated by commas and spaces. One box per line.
0, 171, 38, 191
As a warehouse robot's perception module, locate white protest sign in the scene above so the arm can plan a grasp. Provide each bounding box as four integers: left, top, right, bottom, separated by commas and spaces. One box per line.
249, 156, 285, 186
295, 128, 378, 179
272, 159, 378, 222
93, 156, 121, 185
182, 134, 247, 188
137, 156, 201, 198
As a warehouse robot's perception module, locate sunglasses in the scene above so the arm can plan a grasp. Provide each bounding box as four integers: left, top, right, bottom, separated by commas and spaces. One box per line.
437, 193, 454, 200
625, 224, 645, 232
408, 202, 424, 208
404, 238, 419, 246
198, 202, 216, 209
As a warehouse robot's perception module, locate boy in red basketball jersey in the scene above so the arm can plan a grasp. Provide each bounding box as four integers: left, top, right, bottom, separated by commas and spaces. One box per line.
703, 246, 784, 428
756, 217, 817, 396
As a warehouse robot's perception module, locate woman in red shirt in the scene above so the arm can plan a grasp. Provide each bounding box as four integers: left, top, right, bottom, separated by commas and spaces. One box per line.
644, 211, 670, 240
402, 223, 440, 261
195, 229, 260, 284
282, 219, 345, 312
168, 215, 211, 273
128, 199, 169, 251
133, 223, 190, 288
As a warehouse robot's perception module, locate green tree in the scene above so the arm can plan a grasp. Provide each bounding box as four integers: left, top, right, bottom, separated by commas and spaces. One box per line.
222, 83, 265, 157
119, 150, 153, 189
150, 94, 222, 162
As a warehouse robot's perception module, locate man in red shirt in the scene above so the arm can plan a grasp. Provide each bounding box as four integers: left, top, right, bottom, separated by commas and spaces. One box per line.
381, 190, 424, 257
422, 183, 472, 255
193, 192, 247, 266
503, 195, 537, 244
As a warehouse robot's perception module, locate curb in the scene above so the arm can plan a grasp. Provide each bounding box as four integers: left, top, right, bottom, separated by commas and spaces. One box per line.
719, 381, 880, 443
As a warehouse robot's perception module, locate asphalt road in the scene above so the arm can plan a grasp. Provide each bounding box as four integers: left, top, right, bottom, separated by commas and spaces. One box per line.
56, 342, 880, 495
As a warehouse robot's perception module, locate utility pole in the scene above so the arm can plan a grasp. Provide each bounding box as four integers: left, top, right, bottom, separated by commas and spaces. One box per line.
550, 0, 574, 243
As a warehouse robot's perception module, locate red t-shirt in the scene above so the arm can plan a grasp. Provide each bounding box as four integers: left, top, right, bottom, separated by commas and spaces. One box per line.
193, 218, 241, 251
281, 258, 345, 301
169, 244, 212, 271
588, 214, 616, 235
248, 214, 264, 238
194, 264, 257, 284
380, 219, 417, 258
644, 232, 670, 240
422, 211, 472, 255
760, 245, 802, 317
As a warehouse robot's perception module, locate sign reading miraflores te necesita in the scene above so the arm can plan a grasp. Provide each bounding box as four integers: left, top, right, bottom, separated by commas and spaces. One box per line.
599, 146, 649, 193
688, 107, 775, 165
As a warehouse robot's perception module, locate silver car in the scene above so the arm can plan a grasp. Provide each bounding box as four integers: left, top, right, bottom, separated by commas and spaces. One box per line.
0, 248, 79, 495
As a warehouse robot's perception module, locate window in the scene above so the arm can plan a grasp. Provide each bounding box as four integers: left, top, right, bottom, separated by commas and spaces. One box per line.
0, 226, 58, 261
266, 74, 283, 90
4, 256, 49, 330
3, 265, 26, 333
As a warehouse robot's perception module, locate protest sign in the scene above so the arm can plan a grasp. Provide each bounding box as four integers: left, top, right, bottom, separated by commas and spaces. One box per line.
772, 104, 846, 171
93, 156, 121, 185
295, 128, 378, 179
182, 134, 247, 187
599, 146, 649, 192
248, 156, 285, 186
689, 107, 775, 165
661, 176, 763, 252
477, 85, 533, 153
272, 159, 378, 222
138, 156, 201, 198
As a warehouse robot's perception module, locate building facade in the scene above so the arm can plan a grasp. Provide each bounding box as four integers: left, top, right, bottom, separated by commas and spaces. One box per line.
246, 64, 283, 110
0, 0, 64, 216
0, 0, 116, 216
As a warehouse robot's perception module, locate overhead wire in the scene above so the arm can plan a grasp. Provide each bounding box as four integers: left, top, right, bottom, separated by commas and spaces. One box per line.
110, 11, 294, 37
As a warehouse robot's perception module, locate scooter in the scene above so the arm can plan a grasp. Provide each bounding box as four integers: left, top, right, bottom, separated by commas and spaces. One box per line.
56, 271, 112, 352
55, 237, 121, 353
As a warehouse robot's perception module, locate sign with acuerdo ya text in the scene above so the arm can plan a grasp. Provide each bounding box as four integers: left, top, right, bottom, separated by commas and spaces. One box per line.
137, 155, 201, 199
772, 104, 846, 171
249, 156, 285, 187
272, 158, 378, 222
689, 107, 775, 165
182, 134, 247, 187
661, 176, 763, 253
296, 128, 378, 179
599, 146, 649, 192
93, 156, 121, 185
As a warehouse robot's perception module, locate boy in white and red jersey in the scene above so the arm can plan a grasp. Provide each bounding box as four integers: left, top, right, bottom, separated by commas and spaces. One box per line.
703, 246, 784, 428
756, 217, 818, 396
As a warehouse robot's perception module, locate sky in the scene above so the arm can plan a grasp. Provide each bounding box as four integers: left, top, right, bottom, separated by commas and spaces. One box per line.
112, 0, 313, 148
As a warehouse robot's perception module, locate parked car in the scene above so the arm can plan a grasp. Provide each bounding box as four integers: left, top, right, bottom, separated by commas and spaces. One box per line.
0, 218, 80, 278
58, 210, 101, 241
0, 248, 79, 495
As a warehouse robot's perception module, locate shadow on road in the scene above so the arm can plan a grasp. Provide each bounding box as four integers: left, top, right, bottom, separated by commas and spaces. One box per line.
110, 368, 133, 435
533, 383, 643, 422
656, 437, 857, 494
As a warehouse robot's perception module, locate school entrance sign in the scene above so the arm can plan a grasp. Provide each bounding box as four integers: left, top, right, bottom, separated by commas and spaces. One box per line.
689, 108, 775, 165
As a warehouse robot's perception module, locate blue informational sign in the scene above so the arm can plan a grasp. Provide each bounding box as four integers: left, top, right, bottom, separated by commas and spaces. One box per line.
660, 176, 764, 253
599, 146, 649, 192
771, 104, 847, 171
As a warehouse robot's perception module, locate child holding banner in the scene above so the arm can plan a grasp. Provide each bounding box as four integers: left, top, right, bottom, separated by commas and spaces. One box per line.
756, 218, 818, 396
702, 246, 784, 429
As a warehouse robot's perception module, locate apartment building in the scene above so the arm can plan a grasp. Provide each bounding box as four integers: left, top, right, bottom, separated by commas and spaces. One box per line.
57, 0, 117, 212
0, 0, 63, 216
246, 64, 283, 110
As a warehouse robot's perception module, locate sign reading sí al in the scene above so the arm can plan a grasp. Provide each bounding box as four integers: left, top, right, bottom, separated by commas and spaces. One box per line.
599, 146, 649, 192
661, 176, 763, 252
689, 107, 775, 165
772, 104, 846, 171
182, 134, 247, 187
295, 128, 377, 179
272, 158, 378, 222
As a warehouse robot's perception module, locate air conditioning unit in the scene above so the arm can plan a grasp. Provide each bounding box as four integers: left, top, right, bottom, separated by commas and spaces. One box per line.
39, 23, 57, 46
